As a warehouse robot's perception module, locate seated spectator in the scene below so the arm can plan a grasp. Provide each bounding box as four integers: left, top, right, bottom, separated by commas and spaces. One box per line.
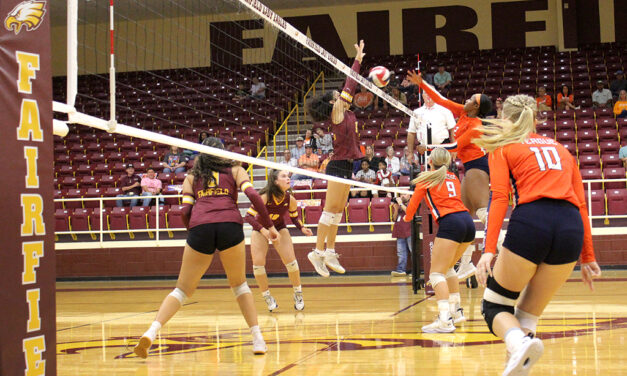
384, 146, 401, 176
304, 129, 316, 151
556, 84, 576, 111
353, 85, 374, 110
400, 147, 420, 176
399, 77, 418, 100
116, 164, 142, 207
614, 90, 627, 118
318, 151, 333, 173
433, 64, 452, 94
374, 160, 394, 198
383, 86, 408, 110
354, 145, 381, 173
198, 131, 210, 143
486, 97, 503, 118
314, 127, 333, 154
250, 77, 266, 99
536, 87, 552, 111
141, 167, 164, 206
592, 81, 613, 108
610, 70, 627, 99
162, 145, 188, 173
352, 159, 376, 198
293, 144, 319, 181
290, 136, 306, 160
233, 83, 248, 100
281, 149, 298, 168
620, 142, 627, 169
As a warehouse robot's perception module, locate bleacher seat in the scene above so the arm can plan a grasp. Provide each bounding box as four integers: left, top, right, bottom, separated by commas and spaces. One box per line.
103, 187, 122, 207
580, 168, 602, 189
601, 154, 622, 168
607, 189, 627, 215
579, 154, 600, 169
108, 207, 129, 231
312, 179, 327, 200
148, 205, 168, 230
586, 189, 605, 216
304, 205, 323, 224
54, 209, 71, 232
347, 198, 369, 224
371, 197, 392, 222
71, 208, 91, 233
603, 167, 626, 189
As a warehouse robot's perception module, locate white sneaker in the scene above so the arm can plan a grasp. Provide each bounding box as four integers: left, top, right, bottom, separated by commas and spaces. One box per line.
307, 251, 330, 277
293, 291, 305, 311
503, 337, 544, 376
133, 336, 152, 359
457, 262, 477, 280
421, 317, 456, 333
252, 334, 267, 355
263, 294, 278, 312
324, 251, 345, 274
452, 308, 466, 324
391, 271, 407, 277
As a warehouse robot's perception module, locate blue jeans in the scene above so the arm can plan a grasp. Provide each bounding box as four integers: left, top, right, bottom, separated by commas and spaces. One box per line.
396, 236, 412, 272
116, 194, 138, 207
141, 192, 164, 206
163, 167, 185, 173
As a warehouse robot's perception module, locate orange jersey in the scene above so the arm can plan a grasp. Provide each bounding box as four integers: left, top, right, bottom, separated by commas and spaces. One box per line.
419, 81, 486, 163
404, 171, 469, 223
485, 134, 595, 262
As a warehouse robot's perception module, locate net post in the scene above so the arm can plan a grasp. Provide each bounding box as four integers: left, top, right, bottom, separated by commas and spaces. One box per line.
108, 0, 117, 132
67, 0, 78, 108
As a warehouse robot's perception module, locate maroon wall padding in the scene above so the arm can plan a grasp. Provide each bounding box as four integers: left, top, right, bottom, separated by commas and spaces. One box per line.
0, 0, 56, 374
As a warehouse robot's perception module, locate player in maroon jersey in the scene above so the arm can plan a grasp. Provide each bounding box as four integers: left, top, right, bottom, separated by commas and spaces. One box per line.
306, 40, 366, 277
134, 137, 279, 358
245, 170, 313, 311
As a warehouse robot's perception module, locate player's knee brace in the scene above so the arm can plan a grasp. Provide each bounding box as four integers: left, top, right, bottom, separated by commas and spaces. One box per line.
168, 287, 188, 305
232, 281, 251, 298
331, 212, 342, 225
285, 260, 299, 273
429, 272, 447, 288
481, 276, 520, 335
445, 268, 457, 279
515, 307, 539, 335
252, 265, 266, 276
319, 211, 334, 226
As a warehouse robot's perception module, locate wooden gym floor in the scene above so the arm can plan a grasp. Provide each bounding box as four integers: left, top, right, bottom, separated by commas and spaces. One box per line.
56, 271, 627, 375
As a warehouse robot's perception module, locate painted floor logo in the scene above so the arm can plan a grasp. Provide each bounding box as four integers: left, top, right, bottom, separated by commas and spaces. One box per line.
56, 317, 627, 358
4, 0, 46, 35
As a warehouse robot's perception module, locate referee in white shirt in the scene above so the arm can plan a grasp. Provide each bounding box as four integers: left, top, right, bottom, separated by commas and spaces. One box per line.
407, 91, 456, 162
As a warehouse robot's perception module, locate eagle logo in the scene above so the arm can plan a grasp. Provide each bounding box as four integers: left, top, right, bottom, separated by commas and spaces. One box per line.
4, 1, 46, 35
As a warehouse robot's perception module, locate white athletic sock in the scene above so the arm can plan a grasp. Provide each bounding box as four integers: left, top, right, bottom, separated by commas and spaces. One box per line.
314, 248, 325, 256
261, 290, 270, 297
250, 325, 262, 339
460, 245, 474, 265
143, 321, 162, 341
325, 248, 336, 254
293, 285, 302, 293
449, 292, 461, 312
437, 300, 451, 322
504, 327, 526, 354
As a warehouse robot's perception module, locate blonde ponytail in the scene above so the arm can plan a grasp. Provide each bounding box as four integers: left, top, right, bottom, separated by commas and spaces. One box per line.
411, 148, 451, 189
473, 94, 538, 152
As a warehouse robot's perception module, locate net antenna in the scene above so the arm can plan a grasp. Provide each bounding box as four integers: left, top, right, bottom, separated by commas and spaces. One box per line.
107, 0, 117, 132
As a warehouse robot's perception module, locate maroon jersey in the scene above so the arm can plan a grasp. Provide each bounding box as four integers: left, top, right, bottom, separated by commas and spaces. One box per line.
188, 168, 242, 228
331, 110, 363, 161
247, 192, 290, 229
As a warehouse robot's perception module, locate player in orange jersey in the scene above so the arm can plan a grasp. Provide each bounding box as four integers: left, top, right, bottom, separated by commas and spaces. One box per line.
406, 70, 495, 281
404, 148, 475, 333
473, 95, 601, 376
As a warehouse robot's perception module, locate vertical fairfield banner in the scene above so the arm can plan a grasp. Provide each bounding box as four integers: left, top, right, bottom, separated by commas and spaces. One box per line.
0, 1, 56, 375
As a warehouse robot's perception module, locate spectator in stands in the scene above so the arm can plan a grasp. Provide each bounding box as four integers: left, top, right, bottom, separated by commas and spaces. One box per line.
290, 136, 306, 160
557, 84, 576, 111
234, 83, 248, 100
162, 145, 188, 173
281, 149, 297, 168
391, 194, 412, 277
433, 64, 452, 94
304, 129, 316, 151
141, 167, 164, 206
318, 151, 333, 173
293, 144, 319, 181
363, 144, 381, 172
407, 91, 456, 160
536, 87, 552, 111
592, 81, 613, 108
353, 85, 374, 110
399, 77, 418, 100
116, 163, 142, 207
351, 159, 376, 198
486, 97, 503, 119
384, 145, 401, 176
610, 70, 626, 99
250, 77, 266, 99
382, 86, 408, 110
374, 160, 394, 198
614, 90, 627, 118
198, 131, 210, 143
400, 146, 420, 176
620, 142, 627, 168
314, 127, 333, 154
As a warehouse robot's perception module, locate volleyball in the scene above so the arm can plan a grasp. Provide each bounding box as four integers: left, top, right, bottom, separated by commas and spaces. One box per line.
368, 66, 391, 88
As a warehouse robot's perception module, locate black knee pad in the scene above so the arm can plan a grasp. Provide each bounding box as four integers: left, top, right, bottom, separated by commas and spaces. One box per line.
481, 276, 520, 335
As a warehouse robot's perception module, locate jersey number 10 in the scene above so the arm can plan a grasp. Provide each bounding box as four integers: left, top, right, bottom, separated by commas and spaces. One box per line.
530, 146, 562, 171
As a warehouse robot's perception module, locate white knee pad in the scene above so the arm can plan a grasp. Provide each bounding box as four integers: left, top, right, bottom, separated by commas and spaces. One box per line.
429, 272, 447, 288
168, 287, 188, 305
232, 281, 252, 298
331, 212, 343, 225
476, 207, 488, 225
515, 307, 539, 335
285, 260, 299, 272
319, 211, 335, 226
252, 265, 266, 276
445, 268, 457, 279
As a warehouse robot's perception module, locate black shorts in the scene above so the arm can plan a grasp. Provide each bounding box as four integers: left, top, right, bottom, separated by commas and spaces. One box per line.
186, 222, 245, 255
436, 211, 476, 243
254, 221, 286, 233
326, 159, 353, 179
463, 155, 490, 175
503, 198, 583, 265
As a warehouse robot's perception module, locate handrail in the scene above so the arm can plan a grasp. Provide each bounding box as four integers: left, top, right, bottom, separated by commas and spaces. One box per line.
272, 103, 299, 162
302, 71, 325, 128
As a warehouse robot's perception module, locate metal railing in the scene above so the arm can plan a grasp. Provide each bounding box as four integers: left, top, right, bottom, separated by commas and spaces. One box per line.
302, 71, 325, 133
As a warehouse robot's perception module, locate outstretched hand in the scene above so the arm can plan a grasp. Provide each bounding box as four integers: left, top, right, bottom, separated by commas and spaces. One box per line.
581, 262, 601, 291
354, 40, 366, 63
475, 252, 494, 287
406, 70, 423, 86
